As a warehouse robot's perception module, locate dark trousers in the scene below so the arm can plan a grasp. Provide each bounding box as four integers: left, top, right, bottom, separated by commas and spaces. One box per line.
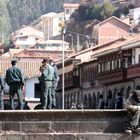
9, 82, 23, 110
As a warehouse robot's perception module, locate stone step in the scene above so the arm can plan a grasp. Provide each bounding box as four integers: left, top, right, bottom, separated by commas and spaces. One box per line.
0, 132, 139, 140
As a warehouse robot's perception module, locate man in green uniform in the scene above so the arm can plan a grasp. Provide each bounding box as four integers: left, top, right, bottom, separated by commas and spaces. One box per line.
49, 59, 58, 109
6, 59, 25, 110
40, 58, 54, 109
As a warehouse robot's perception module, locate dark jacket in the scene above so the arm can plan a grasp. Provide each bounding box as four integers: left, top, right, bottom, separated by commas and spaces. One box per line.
115, 96, 123, 109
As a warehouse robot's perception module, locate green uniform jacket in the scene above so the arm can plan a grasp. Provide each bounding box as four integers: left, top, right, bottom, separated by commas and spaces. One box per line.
41, 64, 54, 81
6, 66, 25, 85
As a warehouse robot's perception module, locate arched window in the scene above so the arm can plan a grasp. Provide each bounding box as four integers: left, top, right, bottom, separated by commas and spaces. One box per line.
106, 90, 115, 109
136, 85, 140, 90
126, 86, 131, 99
84, 94, 88, 109
113, 88, 117, 99
67, 94, 70, 109
92, 92, 96, 109
97, 92, 100, 107
88, 94, 92, 109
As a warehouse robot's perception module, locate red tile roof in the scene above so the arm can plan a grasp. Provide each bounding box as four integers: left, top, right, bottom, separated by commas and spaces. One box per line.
92, 33, 140, 57
2, 49, 74, 61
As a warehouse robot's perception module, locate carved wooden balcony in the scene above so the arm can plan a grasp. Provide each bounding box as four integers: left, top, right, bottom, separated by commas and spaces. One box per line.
127, 63, 140, 79
98, 68, 126, 85
57, 76, 80, 91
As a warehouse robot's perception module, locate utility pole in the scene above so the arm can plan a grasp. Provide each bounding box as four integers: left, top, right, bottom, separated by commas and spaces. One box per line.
77, 34, 79, 51
62, 26, 66, 110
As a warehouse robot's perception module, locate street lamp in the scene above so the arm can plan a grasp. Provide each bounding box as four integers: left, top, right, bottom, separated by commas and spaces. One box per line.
62, 26, 66, 110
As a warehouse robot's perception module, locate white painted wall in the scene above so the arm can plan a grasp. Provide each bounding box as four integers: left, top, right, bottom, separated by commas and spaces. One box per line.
16, 37, 36, 45
135, 48, 140, 64
130, 7, 140, 25
53, 17, 59, 36
25, 77, 39, 100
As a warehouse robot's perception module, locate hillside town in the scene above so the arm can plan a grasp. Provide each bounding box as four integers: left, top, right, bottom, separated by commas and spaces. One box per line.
0, 0, 140, 109
0, 0, 140, 139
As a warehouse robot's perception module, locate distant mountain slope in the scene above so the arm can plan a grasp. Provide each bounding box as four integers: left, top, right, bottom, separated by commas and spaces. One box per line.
7, 0, 64, 32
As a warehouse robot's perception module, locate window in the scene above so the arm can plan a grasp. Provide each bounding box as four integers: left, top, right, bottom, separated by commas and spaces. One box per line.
34, 83, 41, 98
111, 60, 115, 70
139, 55, 140, 63
118, 59, 121, 68
107, 61, 111, 71
123, 58, 128, 68
73, 69, 79, 76
98, 64, 101, 73
101, 63, 104, 72
66, 9, 70, 14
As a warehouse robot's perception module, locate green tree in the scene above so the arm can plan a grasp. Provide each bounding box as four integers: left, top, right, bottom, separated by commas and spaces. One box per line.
0, 0, 11, 43
90, 1, 115, 21
90, 4, 104, 21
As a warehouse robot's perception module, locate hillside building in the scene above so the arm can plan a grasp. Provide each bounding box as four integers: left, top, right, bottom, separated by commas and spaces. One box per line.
32, 12, 64, 40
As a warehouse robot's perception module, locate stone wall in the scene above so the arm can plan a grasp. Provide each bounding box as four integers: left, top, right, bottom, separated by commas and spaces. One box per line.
0, 110, 139, 140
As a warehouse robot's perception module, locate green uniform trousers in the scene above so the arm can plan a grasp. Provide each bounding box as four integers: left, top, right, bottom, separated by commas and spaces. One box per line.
9, 82, 23, 110
41, 81, 52, 109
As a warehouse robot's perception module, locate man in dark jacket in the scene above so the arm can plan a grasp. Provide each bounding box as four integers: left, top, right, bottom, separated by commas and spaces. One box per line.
98, 94, 105, 109
115, 92, 123, 109
6, 59, 25, 110
0, 74, 4, 110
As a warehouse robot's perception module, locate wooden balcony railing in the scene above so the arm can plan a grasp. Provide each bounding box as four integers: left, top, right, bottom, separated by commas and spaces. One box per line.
57, 76, 80, 91
98, 68, 126, 85
127, 63, 140, 79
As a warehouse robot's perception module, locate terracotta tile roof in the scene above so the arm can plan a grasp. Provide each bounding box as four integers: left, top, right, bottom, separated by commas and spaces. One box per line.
97, 16, 131, 27
14, 26, 43, 39
2, 49, 74, 61
14, 49, 74, 61
0, 60, 41, 78
2, 49, 24, 57
92, 33, 140, 57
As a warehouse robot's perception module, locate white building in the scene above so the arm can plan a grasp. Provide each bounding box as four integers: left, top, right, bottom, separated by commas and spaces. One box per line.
32, 12, 64, 40
12, 26, 44, 49
63, 3, 79, 21
129, 7, 140, 25
38, 40, 70, 51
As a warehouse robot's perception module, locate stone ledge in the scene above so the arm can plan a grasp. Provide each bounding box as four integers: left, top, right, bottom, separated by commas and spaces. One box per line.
0, 109, 127, 121
0, 110, 127, 134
